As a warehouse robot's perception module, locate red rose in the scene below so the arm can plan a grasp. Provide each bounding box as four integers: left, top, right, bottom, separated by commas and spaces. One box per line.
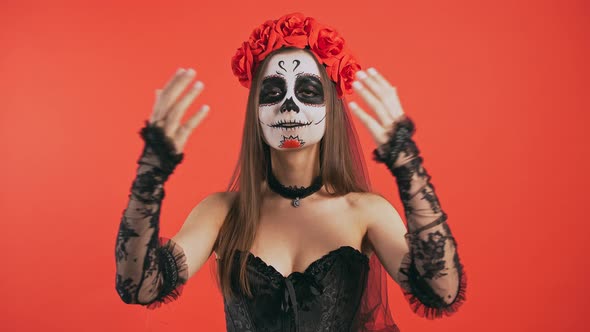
231, 41, 254, 88
308, 24, 345, 60
337, 54, 361, 95
325, 55, 341, 86
248, 20, 283, 62
274, 13, 308, 47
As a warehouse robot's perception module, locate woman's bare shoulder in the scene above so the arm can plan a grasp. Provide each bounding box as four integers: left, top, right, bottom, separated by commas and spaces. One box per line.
345, 191, 391, 210
206, 190, 239, 203
345, 191, 401, 225
196, 191, 239, 218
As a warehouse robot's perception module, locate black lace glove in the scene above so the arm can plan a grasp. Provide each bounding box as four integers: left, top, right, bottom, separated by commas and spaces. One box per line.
373, 116, 466, 319
115, 121, 189, 309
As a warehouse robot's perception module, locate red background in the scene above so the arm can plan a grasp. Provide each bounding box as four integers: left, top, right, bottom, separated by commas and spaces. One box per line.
1, 0, 588, 330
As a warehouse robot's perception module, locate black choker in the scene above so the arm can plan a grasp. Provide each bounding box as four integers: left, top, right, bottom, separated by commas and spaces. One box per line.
266, 165, 323, 208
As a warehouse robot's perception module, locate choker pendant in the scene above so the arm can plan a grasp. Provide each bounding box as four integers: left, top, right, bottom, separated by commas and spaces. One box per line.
267, 164, 323, 208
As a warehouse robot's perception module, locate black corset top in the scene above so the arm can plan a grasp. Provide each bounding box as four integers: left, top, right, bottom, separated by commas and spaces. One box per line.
223, 245, 371, 332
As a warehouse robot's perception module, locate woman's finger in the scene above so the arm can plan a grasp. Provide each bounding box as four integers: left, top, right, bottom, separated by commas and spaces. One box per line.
158, 68, 197, 120
150, 89, 164, 123
348, 101, 388, 145
356, 70, 387, 103
167, 80, 205, 131
152, 68, 185, 120
352, 80, 393, 125
366, 67, 394, 90
162, 67, 186, 90
184, 105, 210, 132
176, 105, 210, 149
389, 88, 405, 119
366, 68, 405, 119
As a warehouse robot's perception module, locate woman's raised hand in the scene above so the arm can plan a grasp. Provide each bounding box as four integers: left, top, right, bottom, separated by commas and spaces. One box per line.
149, 67, 210, 154
348, 67, 406, 147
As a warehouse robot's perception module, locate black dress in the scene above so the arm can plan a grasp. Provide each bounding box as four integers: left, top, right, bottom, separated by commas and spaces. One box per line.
114, 117, 466, 331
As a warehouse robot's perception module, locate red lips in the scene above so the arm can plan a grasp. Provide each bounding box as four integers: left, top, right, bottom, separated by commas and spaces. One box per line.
281, 138, 302, 148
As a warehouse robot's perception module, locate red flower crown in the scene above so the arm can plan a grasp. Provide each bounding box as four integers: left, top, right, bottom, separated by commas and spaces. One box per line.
231, 13, 361, 97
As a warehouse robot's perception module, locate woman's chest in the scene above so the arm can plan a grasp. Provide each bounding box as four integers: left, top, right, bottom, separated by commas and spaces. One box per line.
226, 246, 371, 331
249, 193, 371, 278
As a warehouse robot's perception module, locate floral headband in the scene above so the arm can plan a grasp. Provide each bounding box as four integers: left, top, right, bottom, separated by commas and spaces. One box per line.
231, 12, 361, 97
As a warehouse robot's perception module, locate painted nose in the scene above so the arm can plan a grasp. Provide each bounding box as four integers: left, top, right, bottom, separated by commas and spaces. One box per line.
280, 97, 300, 113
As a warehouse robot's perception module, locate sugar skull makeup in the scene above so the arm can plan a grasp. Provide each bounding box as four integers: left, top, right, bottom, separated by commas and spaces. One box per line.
258, 49, 326, 150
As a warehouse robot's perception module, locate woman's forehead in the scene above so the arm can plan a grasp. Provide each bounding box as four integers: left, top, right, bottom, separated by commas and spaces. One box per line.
262, 50, 320, 78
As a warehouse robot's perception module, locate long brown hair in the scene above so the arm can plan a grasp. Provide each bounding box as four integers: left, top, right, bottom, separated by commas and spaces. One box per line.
213, 47, 371, 302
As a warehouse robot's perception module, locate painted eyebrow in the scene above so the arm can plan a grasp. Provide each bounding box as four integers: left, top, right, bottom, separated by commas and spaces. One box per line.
295, 73, 323, 88
262, 74, 287, 83
295, 72, 321, 79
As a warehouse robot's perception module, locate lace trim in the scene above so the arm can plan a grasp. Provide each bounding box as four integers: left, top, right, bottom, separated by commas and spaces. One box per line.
138, 120, 184, 174
397, 239, 467, 319
306, 246, 369, 277
372, 115, 417, 169
237, 245, 369, 284
146, 237, 189, 309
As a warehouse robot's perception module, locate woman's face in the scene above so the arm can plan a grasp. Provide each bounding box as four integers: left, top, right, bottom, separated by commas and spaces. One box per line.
258, 49, 326, 150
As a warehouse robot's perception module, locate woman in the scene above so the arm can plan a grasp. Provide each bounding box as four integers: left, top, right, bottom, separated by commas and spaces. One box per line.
115, 13, 466, 331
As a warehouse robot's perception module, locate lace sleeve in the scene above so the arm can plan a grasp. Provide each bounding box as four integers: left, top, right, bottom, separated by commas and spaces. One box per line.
114, 120, 189, 309
372, 116, 466, 319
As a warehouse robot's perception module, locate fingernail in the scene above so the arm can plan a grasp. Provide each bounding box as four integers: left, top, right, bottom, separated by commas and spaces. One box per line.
367, 67, 377, 75
355, 70, 368, 79
194, 81, 204, 89
177, 68, 185, 74
352, 81, 363, 89
185, 68, 196, 76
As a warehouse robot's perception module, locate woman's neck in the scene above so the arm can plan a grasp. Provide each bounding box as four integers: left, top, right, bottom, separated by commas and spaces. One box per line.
269, 143, 321, 187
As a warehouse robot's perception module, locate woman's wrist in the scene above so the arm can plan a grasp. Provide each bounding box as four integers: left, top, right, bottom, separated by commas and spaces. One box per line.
372, 116, 418, 170
138, 120, 184, 176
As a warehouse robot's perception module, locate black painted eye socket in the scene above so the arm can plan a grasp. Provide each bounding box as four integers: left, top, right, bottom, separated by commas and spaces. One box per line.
295, 75, 324, 105
298, 89, 318, 97
267, 88, 282, 97
260, 76, 287, 105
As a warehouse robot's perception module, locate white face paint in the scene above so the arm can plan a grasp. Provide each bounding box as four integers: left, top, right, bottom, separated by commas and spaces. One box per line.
258, 49, 326, 150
